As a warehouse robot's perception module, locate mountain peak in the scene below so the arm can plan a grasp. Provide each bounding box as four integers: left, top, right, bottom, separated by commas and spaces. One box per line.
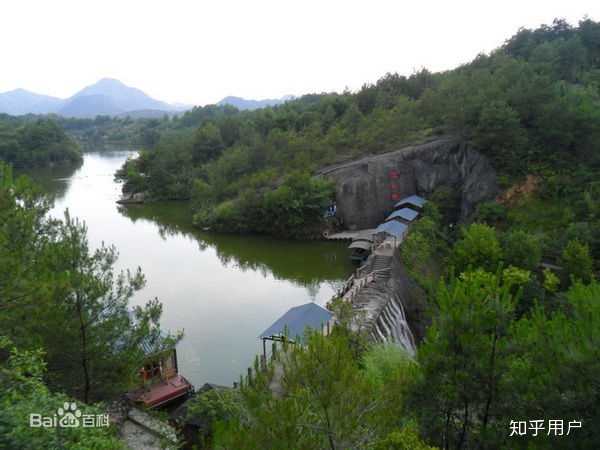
60, 78, 174, 117
1, 87, 36, 96
74, 78, 135, 97
95, 77, 127, 86
0, 79, 186, 117
0, 88, 64, 115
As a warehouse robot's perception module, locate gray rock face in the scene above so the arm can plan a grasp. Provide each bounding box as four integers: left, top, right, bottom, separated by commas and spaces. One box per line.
318, 137, 498, 229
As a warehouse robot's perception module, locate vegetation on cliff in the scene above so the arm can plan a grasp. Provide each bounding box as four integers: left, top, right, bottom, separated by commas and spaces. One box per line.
0, 115, 82, 168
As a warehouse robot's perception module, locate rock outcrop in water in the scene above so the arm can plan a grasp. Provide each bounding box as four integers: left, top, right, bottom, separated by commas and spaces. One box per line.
318, 137, 498, 229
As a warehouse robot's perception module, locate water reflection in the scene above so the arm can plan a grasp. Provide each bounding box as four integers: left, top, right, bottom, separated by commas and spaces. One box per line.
16, 161, 82, 202
118, 202, 351, 289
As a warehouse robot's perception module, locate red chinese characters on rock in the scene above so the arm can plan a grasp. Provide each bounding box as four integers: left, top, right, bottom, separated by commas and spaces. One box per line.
388, 169, 401, 202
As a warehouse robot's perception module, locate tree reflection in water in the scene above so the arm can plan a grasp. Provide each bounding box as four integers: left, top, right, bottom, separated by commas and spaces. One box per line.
118, 201, 352, 292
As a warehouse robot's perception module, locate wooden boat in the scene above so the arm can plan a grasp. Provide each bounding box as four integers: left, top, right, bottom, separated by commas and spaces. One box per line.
126, 342, 194, 409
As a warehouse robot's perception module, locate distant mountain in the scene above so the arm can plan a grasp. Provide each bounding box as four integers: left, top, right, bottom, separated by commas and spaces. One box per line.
217, 95, 294, 111
58, 78, 176, 117
59, 94, 124, 117
0, 78, 189, 118
0, 89, 65, 115
115, 109, 183, 119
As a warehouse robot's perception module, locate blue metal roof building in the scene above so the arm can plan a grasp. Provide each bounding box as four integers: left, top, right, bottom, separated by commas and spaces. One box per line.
385, 207, 419, 223
393, 194, 427, 210
259, 302, 333, 342
375, 220, 408, 238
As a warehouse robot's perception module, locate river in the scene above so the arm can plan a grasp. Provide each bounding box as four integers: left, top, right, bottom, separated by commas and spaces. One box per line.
23, 150, 353, 387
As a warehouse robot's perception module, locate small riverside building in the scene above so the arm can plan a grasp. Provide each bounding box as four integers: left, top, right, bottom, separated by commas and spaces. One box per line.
374, 220, 408, 247
384, 207, 420, 224
375, 220, 408, 239
126, 337, 194, 409
393, 194, 427, 212
259, 302, 334, 358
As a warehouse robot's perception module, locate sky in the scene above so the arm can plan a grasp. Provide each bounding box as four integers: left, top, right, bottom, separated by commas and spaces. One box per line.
2, 0, 599, 106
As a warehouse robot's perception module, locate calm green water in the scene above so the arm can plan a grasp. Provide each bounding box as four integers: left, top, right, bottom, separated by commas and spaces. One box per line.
21, 151, 352, 387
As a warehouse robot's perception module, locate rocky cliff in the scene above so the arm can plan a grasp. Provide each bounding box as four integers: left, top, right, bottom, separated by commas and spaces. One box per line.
318, 137, 498, 229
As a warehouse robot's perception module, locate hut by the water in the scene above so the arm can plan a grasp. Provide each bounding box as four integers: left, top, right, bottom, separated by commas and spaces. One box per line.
385, 207, 420, 224
259, 302, 334, 358
393, 194, 427, 212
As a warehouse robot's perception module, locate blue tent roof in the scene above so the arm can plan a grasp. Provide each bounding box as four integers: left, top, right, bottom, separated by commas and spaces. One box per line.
259, 302, 333, 341
394, 195, 426, 209
375, 220, 408, 238
385, 208, 419, 222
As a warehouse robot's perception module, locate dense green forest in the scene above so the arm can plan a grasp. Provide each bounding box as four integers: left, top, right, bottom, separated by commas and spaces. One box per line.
0, 163, 179, 447
54, 107, 241, 151
159, 18, 599, 449
117, 18, 600, 238
2, 17, 600, 450
56, 114, 171, 150
0, 115, 82, 168
0, 113, 177, 156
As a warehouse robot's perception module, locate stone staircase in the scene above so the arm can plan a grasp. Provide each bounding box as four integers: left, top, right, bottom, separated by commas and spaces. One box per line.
371, 254, 390, 271
370, 255, 392, 280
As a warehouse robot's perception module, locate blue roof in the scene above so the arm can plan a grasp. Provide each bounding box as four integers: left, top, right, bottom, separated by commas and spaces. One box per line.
394, 195, 426, 209
375, 220, 408, 238
385, 208, 419, 222
259, 302, 333, 341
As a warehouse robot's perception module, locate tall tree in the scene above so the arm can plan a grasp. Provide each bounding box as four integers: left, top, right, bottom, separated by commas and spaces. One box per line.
192, 122, 225, 165
44, 212, 180, 402
1, 167, 180, 402
409, 270, 516, 449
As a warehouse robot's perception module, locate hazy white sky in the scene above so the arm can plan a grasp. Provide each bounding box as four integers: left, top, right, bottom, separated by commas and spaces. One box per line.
2, 0, 599, 106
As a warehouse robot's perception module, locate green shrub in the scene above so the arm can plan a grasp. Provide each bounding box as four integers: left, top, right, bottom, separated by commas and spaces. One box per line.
561, 239, 593, 284
451, 223, 503, 273
502, 229, 543, 270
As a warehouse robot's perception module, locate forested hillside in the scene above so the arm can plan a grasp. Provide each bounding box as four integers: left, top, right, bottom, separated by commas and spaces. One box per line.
115, 22, 600, 448
117, 18, 600, 238
0, 115, 82, 168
